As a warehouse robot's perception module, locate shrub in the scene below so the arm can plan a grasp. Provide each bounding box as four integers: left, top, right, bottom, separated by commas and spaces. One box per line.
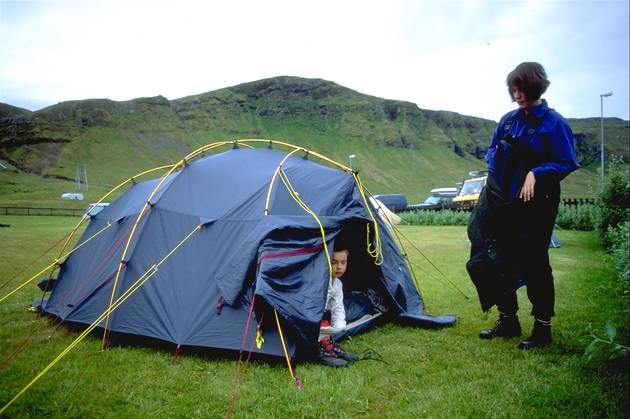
607, 221, 630, 284
585, 320, 630, 364
595, 156, 630, 250
556, 204, 596, 231
400, 210, 470, 226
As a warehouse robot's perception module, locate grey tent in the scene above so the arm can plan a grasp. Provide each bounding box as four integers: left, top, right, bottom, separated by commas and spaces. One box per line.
41, 140, 456, 362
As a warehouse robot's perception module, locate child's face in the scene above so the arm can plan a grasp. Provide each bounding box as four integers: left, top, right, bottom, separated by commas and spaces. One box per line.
332, 250, 349, 278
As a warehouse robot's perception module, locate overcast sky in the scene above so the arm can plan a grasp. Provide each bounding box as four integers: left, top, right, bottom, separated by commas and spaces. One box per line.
1, 0, 628, 121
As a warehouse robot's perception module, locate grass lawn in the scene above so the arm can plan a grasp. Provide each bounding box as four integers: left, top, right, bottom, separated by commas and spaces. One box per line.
0, 216, 628, 418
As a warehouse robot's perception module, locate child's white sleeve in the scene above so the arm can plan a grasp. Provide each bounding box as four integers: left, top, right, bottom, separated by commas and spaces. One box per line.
329, 278, 347, 329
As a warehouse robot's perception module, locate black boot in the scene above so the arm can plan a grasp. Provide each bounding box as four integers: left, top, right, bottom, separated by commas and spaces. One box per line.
479, 313, 521, 339
317, 336, 349, 367
518, 318, 552, 349
332, 339, 359, 362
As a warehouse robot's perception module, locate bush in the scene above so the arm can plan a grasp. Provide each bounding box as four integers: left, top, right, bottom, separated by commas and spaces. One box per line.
556, 204, 596, 231
585, 320, 630, 364
607, 221, 630, 284
400, 210, 470, 226
595, 156, 630, 250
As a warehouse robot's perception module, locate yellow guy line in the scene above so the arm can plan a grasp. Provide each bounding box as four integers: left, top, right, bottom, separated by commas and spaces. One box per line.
388, 226, 423, 294
0, 224, 201, 415
273, 309, 296, 381
0, 221, 114, 304
1, 166, 172, 305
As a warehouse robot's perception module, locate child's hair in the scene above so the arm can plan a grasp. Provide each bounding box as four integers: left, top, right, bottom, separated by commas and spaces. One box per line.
333, 237, 349, 254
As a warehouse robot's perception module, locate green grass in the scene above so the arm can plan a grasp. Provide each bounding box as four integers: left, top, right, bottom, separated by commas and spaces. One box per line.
0, 217, 628, 417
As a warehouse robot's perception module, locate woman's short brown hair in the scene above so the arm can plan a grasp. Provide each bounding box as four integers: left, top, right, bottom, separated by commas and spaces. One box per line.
506, 62, 550, 101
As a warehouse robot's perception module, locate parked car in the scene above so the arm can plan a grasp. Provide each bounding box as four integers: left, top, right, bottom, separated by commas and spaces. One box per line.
406, 187, 458, 211
407, 195, 454, 211
61, 192, 84, 201
371, 194, 408, 213
452, 171, 488, 210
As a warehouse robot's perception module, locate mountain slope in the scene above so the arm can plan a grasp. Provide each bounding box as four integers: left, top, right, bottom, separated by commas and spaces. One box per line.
0, 76, 627, 206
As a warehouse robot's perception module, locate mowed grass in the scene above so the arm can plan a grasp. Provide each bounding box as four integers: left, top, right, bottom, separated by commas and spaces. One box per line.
0, 216, 628, 418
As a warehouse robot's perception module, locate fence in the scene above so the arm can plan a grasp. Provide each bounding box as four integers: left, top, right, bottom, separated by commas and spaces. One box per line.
1, 199, 596, 217
0, 206, 84, 217
561, 198, 595, 208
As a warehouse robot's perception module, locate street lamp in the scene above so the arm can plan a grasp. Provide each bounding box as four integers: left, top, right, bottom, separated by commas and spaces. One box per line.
600, 92, 613, 178
348, 154, 356, 170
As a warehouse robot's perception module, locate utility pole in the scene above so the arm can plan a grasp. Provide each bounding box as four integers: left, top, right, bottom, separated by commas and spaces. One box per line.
600, 92, 613, 178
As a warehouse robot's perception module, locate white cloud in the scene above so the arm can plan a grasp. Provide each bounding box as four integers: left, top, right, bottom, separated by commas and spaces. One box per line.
1, 0, 628, 120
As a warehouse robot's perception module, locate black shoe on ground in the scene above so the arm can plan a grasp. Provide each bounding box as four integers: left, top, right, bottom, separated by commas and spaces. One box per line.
317, 337, 349, 367
479, 314, 522, 339
518, 319, 552, 350
333, 340, 359, 362
317, 353, 349, 367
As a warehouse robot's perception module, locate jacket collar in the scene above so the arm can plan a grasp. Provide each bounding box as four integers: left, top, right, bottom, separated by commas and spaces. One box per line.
516, 99, 549, 121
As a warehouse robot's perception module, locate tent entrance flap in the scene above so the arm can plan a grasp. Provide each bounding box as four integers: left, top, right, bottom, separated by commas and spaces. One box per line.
254, 228, 340, 345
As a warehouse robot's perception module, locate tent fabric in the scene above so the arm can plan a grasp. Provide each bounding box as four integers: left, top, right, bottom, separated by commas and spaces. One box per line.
43, 146, 455, 360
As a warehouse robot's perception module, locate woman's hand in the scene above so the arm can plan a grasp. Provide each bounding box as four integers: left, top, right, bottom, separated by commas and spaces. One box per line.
520, 171, 536, 202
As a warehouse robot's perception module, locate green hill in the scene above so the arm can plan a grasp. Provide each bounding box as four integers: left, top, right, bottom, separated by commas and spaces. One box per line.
0, 76, 627, 207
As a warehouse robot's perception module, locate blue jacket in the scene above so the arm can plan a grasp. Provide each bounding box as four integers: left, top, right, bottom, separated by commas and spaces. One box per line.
486, 100, 579, 199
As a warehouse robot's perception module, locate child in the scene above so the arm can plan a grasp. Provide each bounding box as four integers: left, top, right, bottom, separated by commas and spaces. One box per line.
317, 244, 359, 367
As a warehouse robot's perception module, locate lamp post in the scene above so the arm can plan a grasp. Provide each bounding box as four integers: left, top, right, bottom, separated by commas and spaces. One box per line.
348, 154, 356, 170
600, 92, 613, 178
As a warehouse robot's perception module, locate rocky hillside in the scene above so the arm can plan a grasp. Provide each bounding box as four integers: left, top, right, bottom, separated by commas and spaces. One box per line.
0, 76, 627, 205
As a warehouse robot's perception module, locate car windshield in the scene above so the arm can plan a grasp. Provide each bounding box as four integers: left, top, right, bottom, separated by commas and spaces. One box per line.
424, 196, 441, 204
459, 179, 485, 195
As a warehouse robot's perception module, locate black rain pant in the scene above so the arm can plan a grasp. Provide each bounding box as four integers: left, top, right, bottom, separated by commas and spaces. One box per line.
499, 183, 560, 321
467, 177, 560, 321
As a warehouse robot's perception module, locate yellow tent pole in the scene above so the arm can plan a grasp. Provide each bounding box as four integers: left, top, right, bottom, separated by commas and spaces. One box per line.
234, 139, 353, 173
101, 163, 187, 346
263, 147, 304, 215
277, 170, 333, 279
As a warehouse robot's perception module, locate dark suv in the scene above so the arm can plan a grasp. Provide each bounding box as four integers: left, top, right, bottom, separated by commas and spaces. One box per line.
406, 195, 454, 211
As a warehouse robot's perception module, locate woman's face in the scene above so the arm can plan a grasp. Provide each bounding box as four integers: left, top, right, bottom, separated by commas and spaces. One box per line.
511, 87, 540, 111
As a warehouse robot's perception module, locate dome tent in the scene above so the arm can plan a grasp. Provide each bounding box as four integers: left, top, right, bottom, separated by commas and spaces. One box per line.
40, 140, 456, 363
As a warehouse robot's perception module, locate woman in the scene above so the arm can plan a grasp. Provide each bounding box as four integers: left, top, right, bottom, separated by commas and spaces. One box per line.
468, 62, 578, 349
